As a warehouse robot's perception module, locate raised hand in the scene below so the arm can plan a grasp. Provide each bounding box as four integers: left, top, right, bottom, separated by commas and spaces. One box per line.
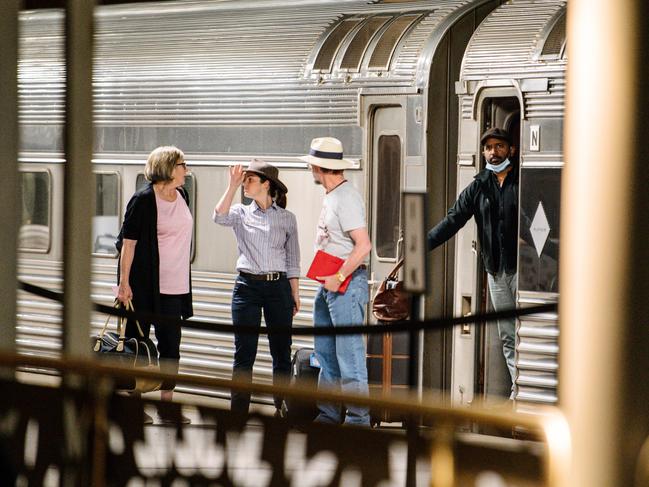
229, 165, 245, 188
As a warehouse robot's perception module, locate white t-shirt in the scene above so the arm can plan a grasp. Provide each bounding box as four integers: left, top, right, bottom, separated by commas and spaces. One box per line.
315, 181, 366, 260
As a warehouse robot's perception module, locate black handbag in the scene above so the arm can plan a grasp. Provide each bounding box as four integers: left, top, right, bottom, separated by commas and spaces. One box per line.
92, 300, 162, 392
372, 259, 411, 322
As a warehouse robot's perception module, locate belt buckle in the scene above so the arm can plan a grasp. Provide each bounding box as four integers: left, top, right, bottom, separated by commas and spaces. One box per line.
267, 272, 279, 281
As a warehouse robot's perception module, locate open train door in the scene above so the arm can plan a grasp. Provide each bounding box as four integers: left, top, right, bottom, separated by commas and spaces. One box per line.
450, 87, 523, 408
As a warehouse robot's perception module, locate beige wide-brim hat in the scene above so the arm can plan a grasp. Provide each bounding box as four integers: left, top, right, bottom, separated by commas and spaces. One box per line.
299, 137, 355, 170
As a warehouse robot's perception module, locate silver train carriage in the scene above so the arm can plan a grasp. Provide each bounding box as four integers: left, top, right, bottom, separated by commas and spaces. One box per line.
451, 0, 566, 408
16, 0, 564, 407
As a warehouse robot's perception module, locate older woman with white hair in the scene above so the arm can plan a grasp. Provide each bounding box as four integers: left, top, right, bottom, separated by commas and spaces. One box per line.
116, 145, 193, 424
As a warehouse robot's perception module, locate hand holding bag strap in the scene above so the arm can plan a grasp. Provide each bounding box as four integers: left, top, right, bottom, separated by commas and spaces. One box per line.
94, 300, 121, 352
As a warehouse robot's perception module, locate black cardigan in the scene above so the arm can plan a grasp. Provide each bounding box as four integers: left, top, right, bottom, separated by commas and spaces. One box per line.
115, 183, 193, 318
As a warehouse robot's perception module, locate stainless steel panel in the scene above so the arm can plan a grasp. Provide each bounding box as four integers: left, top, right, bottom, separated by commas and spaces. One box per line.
524, 79, 566, 120
19, 1, 476, 156
516, 298, 559, 406
460, 0, 567, 81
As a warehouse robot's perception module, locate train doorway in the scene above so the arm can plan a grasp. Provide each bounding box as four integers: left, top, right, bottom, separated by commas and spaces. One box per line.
476, 95, 521, 403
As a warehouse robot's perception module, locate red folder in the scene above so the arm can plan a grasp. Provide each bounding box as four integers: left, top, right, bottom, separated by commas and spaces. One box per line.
306, 250, 352, 293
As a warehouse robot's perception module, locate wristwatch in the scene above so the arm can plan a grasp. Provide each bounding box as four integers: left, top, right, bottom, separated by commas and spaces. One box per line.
335, 271, 346, 283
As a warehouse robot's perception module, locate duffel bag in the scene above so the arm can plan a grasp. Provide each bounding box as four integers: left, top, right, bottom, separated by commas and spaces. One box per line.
92, 300, 162, 393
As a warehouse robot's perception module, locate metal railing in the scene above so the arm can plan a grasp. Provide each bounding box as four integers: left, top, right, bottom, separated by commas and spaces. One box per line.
0, 351, 570, 487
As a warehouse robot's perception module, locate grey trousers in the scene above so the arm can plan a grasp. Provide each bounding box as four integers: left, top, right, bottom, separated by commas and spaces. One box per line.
487, 271, 517, 398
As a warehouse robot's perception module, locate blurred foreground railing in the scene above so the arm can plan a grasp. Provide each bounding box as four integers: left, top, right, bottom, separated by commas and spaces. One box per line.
0, 351, 570, 487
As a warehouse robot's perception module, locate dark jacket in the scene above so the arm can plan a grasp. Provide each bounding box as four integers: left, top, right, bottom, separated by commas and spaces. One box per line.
115, 183, 193, 318
427, 165, 519, 275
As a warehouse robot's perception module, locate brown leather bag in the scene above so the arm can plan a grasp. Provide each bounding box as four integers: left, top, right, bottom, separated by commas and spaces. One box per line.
372, 259, 411, 322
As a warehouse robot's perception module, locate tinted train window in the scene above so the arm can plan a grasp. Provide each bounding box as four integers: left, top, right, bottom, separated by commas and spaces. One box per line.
93, 173, 120, 256
376, 135, 401, 259
19, 171, 51, 252
518, 168, 561, 293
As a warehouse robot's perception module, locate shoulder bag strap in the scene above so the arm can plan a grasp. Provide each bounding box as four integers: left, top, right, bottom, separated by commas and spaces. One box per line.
387, 258, 405, 281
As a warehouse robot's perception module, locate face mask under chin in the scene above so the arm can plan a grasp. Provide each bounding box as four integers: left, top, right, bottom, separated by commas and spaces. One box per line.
486, 157, 511, 173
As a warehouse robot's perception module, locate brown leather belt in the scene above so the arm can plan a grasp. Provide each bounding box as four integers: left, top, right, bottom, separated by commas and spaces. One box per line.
239, 271, 286, 281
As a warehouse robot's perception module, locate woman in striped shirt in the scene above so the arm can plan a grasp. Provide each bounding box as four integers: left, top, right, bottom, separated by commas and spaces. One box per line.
213, 159, 300, 417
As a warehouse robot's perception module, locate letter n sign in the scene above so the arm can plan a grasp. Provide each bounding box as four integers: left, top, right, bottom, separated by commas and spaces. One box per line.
530, 125, 540, 151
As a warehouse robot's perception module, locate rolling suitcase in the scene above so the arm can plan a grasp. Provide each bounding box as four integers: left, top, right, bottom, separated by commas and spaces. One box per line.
285, 347, 320, 423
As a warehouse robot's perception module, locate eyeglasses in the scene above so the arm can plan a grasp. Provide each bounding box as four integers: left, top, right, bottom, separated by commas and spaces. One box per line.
176, 162, 187, 169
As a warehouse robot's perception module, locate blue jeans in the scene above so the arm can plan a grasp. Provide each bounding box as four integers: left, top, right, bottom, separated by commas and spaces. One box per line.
313, 269, 370, 426
487, 271, 517, 397
231, 274, 294, 413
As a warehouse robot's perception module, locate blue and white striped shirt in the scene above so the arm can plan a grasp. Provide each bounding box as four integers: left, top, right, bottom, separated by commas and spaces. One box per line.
213, 201, 300, 279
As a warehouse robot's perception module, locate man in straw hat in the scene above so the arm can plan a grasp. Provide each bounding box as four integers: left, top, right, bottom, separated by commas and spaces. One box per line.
301, 137, 372, 426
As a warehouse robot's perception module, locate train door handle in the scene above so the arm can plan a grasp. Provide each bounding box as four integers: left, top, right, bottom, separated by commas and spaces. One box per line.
461, 295, 472, 335
367, 272, 378, 286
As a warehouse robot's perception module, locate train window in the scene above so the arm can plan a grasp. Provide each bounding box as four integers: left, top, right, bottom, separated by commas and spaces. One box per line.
19, 171, 51, 252
368, 14, 420, 70
313, 18, 362, 72
93, 173, 120, 257
340, 16, 391, 71
375, 135, 401, 259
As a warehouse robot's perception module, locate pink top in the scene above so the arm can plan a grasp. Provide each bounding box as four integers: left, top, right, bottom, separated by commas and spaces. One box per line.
156, 193, 193, 295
